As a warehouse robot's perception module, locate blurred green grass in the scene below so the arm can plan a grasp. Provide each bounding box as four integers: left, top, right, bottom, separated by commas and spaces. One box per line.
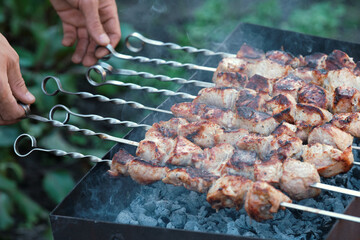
1, 0, 360, 239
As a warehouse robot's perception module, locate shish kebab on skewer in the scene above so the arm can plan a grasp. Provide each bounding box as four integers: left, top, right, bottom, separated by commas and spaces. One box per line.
13, 134, 360, 223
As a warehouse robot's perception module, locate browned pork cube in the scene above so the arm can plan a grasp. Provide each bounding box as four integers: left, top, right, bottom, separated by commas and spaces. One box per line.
331, 112, 360, 138
193, 87, 239, 110
167, 136, 203, 166
297, 84, 331, 110
332, 86, 360, 113
325, 49, 356, 71
213, 71, 248, 89
207, 175, 253, 210
272, 74, 306, 99
302, 143, 354, 178
280, 159, 321, 200
308, 124, 353, 151
244, 181, 291, 221
254, 156, 283, 186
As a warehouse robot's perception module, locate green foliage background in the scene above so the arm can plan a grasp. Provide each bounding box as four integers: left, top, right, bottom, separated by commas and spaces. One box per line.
1, 0, 360, 239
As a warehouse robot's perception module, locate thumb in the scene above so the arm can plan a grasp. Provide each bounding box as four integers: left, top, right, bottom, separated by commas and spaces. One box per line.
8, 62, 35, 104
79, 0, 110, 46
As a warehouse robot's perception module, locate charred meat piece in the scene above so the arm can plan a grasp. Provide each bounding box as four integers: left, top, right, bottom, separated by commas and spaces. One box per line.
109, 149, 169, 184
331, 112, 360, 138
280, 159, 321, 200
308, 124, 353, 151
212, 57, 248, 83
244, 181, 291, 221
265, 94, 297, 115
304, 52, 328, 69
213, 71, 248, 89
292, 67, 326, 85
272, 74, 306, 99
214, 128, 249, 146
235, 88, 268, 112
236, 106, 279, 135
219, 149, 258, 180
193, 87, 239, 110
298, 84, 331, 110
302, 143, 354, 178
162, 167, 218, 193
323, 68, 360, 93
254, 156, 283, 186
245, 74, 275, 95
236, 43, 265, 61
136, 137, 176, 166
265, 50, 300, 67
332, 86, 360, 113
271, 121, 297, 138
178, 120, 221, 148
167, 136, 204, 166
245, 58, 292, 79
148, 118, 189, 139
207, 175, 253, 210
325, 50, 356, 71
192, 143, 235, 176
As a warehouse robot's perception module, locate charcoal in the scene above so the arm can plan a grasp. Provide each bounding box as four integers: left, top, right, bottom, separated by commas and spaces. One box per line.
184, 220, 198, 231
226, 222, 239, 235
138, 213, 158, 227
143, 201, 156, 212
116, 210, 135, 224
169, 208, 187, 228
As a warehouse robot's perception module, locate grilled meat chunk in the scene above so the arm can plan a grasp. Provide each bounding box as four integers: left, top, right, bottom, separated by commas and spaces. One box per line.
265, 94, 297, 115
192, 143, 235, 176
235, 88, 268, 112
331, 112, 360, 138
245, 74, 275, 95
323, 68, 360, 93
236, 43, 265, 61
298, 84, 331, 110
109, 149, 169, 184
254, 156, 283, 186
292, 67, 326, 85
194, 87, 239, 110
207, 175, 253, 210
214, 128, 249, 146
154, 118, 189, 138
136, 137, 176, 165
302, 143, 354, 178
325, 49, 356, 71
236, 106, 278, 135
271, 121, 297, 138
332, 86, 360, 113
220, 149, 258, 180
162, 167, 218, 193
265, 50, 299, 67
308, 124, 353, 151
272, 74, 306, 99
214, 71, 248, 89
280, 159, 321, 200
304, 52, 327, 69
167, 136, 204, 166
244, 181, 291, 221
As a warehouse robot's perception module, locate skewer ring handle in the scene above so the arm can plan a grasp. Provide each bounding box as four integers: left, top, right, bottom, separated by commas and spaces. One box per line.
125, 32, 146, 53
14, 134, 38, 157
49, 104, 71, 124
86, 64, 108, 86
41, 76, 63, 96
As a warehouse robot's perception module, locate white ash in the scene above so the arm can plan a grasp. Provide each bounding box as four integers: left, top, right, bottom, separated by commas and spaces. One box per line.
115, 161, 359, 239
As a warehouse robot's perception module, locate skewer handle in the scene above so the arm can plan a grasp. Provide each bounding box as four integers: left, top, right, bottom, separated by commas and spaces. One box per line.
41, 76, 172, 115
105, 44, 217, 72
125, 32, 236, 58
49, 104, 151, 130
13, 134, 111, 163
87, 63, 215, 88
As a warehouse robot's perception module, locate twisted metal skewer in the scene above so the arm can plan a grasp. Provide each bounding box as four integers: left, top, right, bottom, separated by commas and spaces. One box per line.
49, 104, 151, 130
125, 32, 236, 58
105, 44, 217, 72
19, 103, 139, 147
14, 133, 111, 163
88, 62, 215, 88
41, 76, 172, 115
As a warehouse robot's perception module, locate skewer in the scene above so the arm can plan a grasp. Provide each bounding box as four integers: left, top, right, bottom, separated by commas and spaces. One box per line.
88, 62, 215, 88
105, 44, 217, 72
41, 76, 172, 115
13, 133, 360, 223
49, 104, 151, 130
13, 133, 111, 163
125, 32, 236, 58
19, 104, 139, 147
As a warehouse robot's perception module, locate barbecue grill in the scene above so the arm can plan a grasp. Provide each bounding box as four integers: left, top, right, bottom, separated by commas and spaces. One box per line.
14, 23, 360, 239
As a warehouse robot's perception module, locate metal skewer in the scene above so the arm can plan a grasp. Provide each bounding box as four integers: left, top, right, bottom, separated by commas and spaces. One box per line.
13, 133, 360, 223
14, 133, 111, 163
125, 32, 236, 58
41, 76, 173, 115
88, 62, 215, 88
280, 202, 360, 223
105, 44, 217, 72
19, 104, 139, 147
49, 104, 151, 130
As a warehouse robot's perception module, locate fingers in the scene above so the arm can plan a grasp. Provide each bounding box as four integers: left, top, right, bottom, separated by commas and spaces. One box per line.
62, 22, 77, 47
82, 40, 98, 67
78, 0, 110, 46
72, 28, 89, 64
7, 51, 35, 105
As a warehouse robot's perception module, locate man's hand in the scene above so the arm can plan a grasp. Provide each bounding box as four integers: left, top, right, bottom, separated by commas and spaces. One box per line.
0, 34, 36, 125
50, 0, 121, 67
